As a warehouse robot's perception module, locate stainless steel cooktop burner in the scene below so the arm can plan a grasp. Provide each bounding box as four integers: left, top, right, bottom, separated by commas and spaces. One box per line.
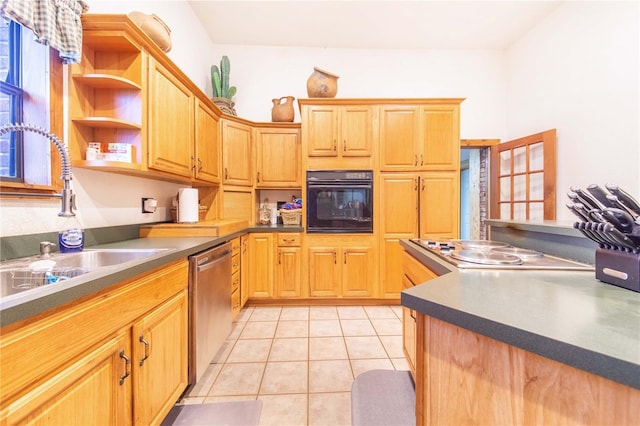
409, 239, 594, 271
450, 249, 523, 265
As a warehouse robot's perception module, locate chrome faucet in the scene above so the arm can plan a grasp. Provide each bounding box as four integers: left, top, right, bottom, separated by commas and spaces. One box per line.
0, 123, 76, 217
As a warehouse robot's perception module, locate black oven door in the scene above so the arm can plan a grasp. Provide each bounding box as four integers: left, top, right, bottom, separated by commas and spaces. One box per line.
307, 182, 373, 233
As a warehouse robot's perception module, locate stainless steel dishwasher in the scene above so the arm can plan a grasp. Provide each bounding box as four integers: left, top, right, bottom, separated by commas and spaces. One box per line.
188, 242, 232, 386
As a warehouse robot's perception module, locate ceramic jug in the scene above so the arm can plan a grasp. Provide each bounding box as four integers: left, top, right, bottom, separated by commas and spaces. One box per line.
306, 67, 339, 98
271, 96, 295, 122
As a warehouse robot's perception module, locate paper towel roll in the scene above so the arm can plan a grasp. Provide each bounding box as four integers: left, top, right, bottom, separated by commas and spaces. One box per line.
177, 188, 199, 223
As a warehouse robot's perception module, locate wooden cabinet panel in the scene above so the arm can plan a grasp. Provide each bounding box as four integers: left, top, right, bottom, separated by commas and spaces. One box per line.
0, 333, 130, 425
421, 105, 459, 170
342, 247, 373, 297
240, 234, 249, 307
341, 105, 373, 157
132, 290, 188, 425
222, 119, 253, 186
308, 247, 341, 297
255, 127, 301, 187
379, 173, 418, 235
305, 106, 339, 157
194, 99, 221, 184
379, 105, 420, 171
419, 172, 459, 240
416, 314, 640, 425
275, 247, 302, 298
248, 233, 274, 298
148, 58, 194, 177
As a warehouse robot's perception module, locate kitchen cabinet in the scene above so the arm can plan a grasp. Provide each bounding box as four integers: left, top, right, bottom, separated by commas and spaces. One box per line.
306, 235, 377, 298
378, 172, 459, 297
299, 99, 375, 169
275, 233, 303, 297
247, 232, 274, 298
148, 57, 195, 178
379, 101, 461, 171
231, 237, 242, 319
240, 234, 249, 307
222, 118, 253, 186
401, 250, 438, 379
255, 125, 301, 188
415, 313, 640, 425
0, 260, 189, 425
194, 99, 222, 184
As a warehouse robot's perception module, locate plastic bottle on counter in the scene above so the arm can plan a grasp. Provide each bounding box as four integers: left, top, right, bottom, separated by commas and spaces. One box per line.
58, 216, 84, 253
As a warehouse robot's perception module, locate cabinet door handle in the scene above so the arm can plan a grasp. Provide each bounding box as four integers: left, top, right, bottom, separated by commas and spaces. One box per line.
283, 238, 295, 242
333, 252, 337, 264
420, 154, 424, 166
278, 252, 282, 265
343, 252, 347, 264
119, 350, 131, 385
257, 171, 261, 183
414, 177, 419, 191
191, 156, 196, 172
422, 180, 426, 191
333, 139, 337, 152
224, 167, 228, 180
343, 140, 346, 151
414, 154, 418, 166
197, 158, 203, 172
139, 335, 150, 367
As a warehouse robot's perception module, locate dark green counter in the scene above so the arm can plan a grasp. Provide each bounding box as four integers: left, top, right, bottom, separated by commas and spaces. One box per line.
400, 240, 640, 390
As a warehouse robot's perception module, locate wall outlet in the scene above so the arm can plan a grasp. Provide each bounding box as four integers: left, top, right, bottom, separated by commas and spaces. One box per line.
142, 197, 157, 213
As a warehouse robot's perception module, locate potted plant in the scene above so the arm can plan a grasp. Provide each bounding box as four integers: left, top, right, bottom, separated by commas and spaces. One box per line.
211, 55, 237, 115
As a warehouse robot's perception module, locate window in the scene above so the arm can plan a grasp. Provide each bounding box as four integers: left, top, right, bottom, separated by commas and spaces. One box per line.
0, 18, 62, 194
489, 129, 557, 221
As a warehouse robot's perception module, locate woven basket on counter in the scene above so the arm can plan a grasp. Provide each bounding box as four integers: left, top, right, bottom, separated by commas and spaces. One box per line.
279, 209, 302, 225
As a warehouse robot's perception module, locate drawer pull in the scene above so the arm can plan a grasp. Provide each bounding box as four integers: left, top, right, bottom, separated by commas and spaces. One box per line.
119, 350, 131, 385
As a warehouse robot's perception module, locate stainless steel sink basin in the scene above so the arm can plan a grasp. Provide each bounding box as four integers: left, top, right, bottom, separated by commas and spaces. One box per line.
0, 249, 169, 298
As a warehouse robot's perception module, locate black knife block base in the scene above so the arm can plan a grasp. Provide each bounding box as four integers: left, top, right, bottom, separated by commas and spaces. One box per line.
595, 248, 640, 292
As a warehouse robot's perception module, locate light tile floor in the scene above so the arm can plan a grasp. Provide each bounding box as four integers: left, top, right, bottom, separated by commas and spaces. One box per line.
179, 305, 409, 426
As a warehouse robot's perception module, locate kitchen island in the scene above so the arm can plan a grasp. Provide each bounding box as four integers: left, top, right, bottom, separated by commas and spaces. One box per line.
400, 239, 640, 425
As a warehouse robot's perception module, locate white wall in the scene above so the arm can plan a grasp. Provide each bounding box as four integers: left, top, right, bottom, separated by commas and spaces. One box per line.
2, 0, 637, 236
506, 1, 639, 221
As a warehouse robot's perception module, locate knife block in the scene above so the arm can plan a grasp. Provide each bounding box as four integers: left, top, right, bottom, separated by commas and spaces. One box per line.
595, 248, 640, 292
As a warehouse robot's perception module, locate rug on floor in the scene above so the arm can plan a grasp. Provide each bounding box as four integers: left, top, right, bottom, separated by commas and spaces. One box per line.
161, 400, 263, 426
351, 369, 415, 426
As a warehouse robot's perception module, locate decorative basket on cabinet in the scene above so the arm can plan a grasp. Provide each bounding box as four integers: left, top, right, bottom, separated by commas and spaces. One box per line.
279, 209, 302, 225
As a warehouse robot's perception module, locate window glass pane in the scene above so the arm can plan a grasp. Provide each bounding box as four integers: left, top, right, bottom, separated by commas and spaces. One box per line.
529, 172, 543, 200
529, 202, 544, 221
499, 176, 511, 201
529, 142, 544, 171
499, 150, 511, 175
513, 175, 526, 200
500, 203, 511, 219
513, 202, 527, 220
513, 146, 526, 173
0, 19, 9, 82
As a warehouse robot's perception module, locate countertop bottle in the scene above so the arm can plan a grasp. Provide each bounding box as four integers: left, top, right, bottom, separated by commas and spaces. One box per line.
59, 217, 84, 253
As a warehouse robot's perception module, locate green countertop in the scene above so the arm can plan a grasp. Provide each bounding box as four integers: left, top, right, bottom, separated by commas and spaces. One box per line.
400, 240, 640, 390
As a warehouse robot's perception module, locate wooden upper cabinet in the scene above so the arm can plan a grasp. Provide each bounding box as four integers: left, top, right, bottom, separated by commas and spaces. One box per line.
300, 100, 374, 169
147, 57, 195, 178
194, 99, 221, 184
420, 105, 460, 170
255, 126, 301, 188
379, 101, 462, 171
418, 171, 460, 240
379, 105, 421, 171
222, 119, 253, 186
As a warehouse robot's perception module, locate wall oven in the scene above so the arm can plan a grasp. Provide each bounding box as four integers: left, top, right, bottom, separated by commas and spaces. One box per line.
306, 170, 373, 233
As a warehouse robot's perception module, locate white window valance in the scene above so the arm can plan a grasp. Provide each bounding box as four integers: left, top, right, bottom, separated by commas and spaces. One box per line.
0, 0, 89, 64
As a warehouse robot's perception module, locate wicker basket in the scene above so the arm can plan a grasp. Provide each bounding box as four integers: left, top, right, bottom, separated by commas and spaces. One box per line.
279, 208, 302, 225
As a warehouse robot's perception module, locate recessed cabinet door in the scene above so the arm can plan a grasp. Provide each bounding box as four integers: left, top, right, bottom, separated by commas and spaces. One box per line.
222, 119, 253, 186
420, 105, 459, 170
419, 172, 459, 240
132, 291, 188, 426
342, 247, 373, 297
1, 333, 130, 425
379, 105, 420, 171
194, 99, 221, 183
248, 233, 274, 298
305, 106, 339, 157
148, 58, 194, 177
341, 106, 373, 157
275, 247, 302, 297
308, 247, 340, 297
255, 127, 300, 187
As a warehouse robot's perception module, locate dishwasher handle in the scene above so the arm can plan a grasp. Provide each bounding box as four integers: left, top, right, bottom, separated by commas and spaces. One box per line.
196, 249, 232, 272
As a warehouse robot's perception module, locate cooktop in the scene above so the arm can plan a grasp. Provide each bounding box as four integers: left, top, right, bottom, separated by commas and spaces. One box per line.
409, 239, 594, 271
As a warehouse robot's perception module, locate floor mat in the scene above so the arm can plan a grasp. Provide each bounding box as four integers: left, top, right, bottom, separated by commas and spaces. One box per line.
351, 369, 415, 426
161, 400, 263, 426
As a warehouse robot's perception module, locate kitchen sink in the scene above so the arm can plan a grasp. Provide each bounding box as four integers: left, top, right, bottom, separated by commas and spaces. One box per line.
0, 249, 170, 298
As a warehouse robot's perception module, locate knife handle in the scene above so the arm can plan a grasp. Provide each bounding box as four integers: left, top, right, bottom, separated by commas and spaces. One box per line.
605, 184, 640, 218
587, 184, 617, 208
570, 186, 603, 210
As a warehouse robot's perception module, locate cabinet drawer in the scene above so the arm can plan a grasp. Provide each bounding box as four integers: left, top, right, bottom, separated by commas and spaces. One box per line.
231, 253, 240, 274
277, 233, 301, 247
232, 270, 240, 292
402, 251, 438, 285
